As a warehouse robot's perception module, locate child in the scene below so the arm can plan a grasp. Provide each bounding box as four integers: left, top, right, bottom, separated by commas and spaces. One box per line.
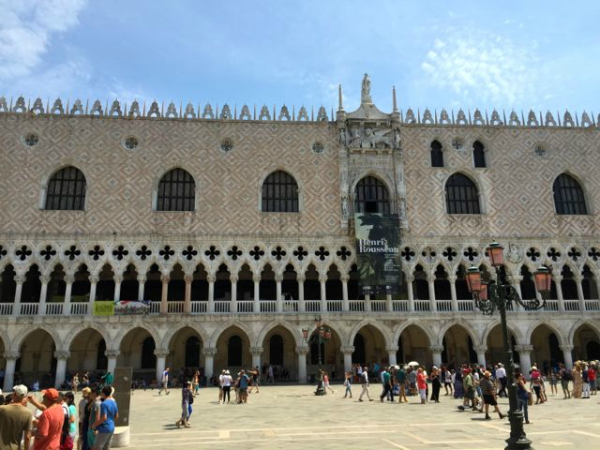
343, 372, 352, 398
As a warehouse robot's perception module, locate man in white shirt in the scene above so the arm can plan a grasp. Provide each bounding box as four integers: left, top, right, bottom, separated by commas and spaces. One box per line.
159, 367, 170, 395
496, 363, 507, 397
359, 366, 373, 402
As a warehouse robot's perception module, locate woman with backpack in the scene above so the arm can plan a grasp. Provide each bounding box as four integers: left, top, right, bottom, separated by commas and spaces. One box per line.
559, 363, 571, 398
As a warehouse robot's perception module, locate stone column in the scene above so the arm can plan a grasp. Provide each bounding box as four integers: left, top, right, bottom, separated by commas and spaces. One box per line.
12, 275, 25, 316
63, 275, 75, 316
574, 275, 586, 311
474, 345, 487, 367
365, 294, 371, 312
553, 275, 565, 312
230, 274, 238, 314
341, 275, 349, 312
340, 345, 355, 373
297, 274, 306, 312
137, 275, 146, 301
113, 274, 122, 303
39, 275, 50, 316
430, 345, 444, 368
54, 350, 70, 389
105, 350, 120, 375
88, 275, 98, 316
250, 347, 263, 370
154, 349, 169, 385
514, 345, 533, 376
160, 275, 170, 314
184, 274, 193, 313
319, 275, 327, 312
385, 294, 393, 312
253, 274, 261, 313
296, 346, 309, 384
428, 277, 436, 312
202, 347, 217, 382
2, 351, 19, 391
387, 346, 399, 366
449, 275, 458, 311
406, 275, 415, 312
560, 344, 574, 370
275, 274, 283, 313
207, 274, 216, 313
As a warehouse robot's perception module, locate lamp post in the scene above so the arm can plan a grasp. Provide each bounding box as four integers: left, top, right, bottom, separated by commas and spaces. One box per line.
302, 315, 331, 396
466, 241, 551, 450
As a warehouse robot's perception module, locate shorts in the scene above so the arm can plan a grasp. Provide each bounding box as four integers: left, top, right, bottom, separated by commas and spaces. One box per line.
465, 388, 475, 400
483, 394, 497, 406
239, 387, 247, 393
590, 380, 597, 390
94, 431, 114, 450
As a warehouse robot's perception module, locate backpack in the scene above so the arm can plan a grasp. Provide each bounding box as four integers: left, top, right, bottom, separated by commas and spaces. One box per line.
562, 370, 572, 381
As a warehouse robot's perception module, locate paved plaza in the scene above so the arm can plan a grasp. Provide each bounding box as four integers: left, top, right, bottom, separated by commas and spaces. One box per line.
124, 385, 600, 449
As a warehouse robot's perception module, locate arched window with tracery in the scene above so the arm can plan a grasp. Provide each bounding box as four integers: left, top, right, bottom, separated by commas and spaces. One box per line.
354, 176, 390, 214
431, 140, 444, 167
45, 166, 87, 210
261, 171, 299, 212
157, 168, 195, 212
553, 174, 587, 215
445, 173, 480, 214
473, 141, 486, 168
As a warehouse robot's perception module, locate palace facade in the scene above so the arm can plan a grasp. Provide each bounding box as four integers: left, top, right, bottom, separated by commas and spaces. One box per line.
1, 76, 600, 390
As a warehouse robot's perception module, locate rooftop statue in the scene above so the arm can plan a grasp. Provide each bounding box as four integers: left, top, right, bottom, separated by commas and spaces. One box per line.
361, 73, 372, 104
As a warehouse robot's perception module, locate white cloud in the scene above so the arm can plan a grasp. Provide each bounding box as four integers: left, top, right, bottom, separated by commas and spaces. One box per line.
420, 29, 540, 107
0, 0, 87, 80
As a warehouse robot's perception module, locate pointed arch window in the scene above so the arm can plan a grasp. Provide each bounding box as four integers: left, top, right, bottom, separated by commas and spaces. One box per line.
261, 171, 299, 212
445, 173, 480, 214
553, 174, 587, 215
354, 176, 390, 213
473, 141, 486, 168
157, 168, 195, 212
45, 166, 87, 210
431, 140, 444, 167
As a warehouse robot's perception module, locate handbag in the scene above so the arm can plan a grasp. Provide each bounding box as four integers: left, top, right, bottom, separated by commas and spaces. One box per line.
60, 435, 74, 450
527, 392, 533, 406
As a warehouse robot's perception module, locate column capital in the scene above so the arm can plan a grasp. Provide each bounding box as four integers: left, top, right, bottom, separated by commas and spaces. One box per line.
508, 275, 523, 284
207, 274, 217, 283
404, 274, 415, 283
553, 274, 563, 282
559, 344, 574, 352
473, 345, 487, 353
105, 349, 120, 358
386, 346, 399, 353
429, 345, 444, 353
514, 345, 534, 353
295, 346, 310, 355
274, 274, 284, 283
160, 274, 170, 284
340, 345, 355, 354
252, 274, 261, 283
250, 346, 264, 356
137, 275, 147, 283
40, 275, 52, 284
184, 274, 194, 283
340, 274, 349, 283
54, 350, 70, 360
14, 275, 26, 284
573, 275, 584, 283
202, 347, 218, 357
229, 274, 239, 284
296, 274, 306, 283
89, 275, 100, 284
113, 274, 123, 284
318, 275, 328, 283
153, 348, 170, 358
64, 275, 75, 284
448, 275, 457, 283
2, 350, 20, 360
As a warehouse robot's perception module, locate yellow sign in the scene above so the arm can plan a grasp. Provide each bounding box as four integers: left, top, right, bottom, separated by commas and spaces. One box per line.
93, 301, 115, 316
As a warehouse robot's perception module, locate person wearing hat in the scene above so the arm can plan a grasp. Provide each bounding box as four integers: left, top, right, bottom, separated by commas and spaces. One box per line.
480, 371, 505, 420
221, 370, 233, 404
0, 384, 33, 450
31, 388, 64, 450
78, 387, 92, 450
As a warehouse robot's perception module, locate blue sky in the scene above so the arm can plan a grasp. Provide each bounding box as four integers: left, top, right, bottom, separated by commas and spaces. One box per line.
1, 0, 599, 115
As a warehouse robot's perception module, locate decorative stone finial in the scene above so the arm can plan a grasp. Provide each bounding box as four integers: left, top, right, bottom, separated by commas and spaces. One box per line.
338, 84, 344, 111
361, 73, 372, 104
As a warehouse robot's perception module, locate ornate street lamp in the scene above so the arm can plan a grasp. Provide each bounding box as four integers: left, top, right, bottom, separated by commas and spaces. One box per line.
303, 316, 331, 396
466, 241, 551, 450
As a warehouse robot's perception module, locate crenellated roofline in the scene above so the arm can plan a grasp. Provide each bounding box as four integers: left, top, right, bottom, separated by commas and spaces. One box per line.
0, 94, 598, 129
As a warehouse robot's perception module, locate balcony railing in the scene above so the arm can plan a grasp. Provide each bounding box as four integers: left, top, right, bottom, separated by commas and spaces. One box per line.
2, 297, 600, 317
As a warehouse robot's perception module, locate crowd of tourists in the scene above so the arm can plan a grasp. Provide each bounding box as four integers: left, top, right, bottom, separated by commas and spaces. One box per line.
0, 383, 119, 450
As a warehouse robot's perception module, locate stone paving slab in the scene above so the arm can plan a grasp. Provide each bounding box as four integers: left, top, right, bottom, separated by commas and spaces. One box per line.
125, 386, 600, 450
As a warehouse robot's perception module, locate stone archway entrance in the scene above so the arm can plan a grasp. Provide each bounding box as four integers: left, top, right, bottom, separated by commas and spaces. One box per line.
214, 326, 252, 374
167, 327, 205, 381
442, 325, 477, 367
260, 325, 298, 381
573, 324, 600, 361
352, 325, 387, 367
118, 328, 156, 381
397, 325, 432, 367
530, 325, 563, 368
17, 329, 57, 387
68, 329, 107, 374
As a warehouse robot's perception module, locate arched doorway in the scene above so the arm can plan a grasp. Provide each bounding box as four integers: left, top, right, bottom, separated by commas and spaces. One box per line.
485, 324, 520, 366
118, 328, 156, 380
397, 325, 432, 367
260, 325, 298, 380
442, 325, 476, 366
530, 325, 564, 369
167, 327, 204, 375
214, 326, 251, 373
352, 325, 387, 366
307, 325, 342, 380
68, 328, 107, 373
572, 324, 600, 361
21, 264, 41, 303
17, 329, 57, 387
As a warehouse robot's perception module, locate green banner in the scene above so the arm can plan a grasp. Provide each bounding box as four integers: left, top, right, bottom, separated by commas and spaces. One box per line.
93, 301, 115, 316
354, 213, 402, 295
